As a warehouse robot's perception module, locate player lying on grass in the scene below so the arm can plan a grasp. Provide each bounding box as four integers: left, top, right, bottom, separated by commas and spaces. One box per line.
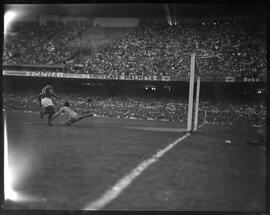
39, 82, 62, 126
52, 101, 94, 126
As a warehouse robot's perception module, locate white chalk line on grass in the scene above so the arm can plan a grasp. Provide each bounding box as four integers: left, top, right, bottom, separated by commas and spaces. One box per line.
83, 132, 190, 210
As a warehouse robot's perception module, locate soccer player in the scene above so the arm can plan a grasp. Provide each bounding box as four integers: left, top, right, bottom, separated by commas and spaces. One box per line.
38, 82, 62, 126
52, 102, 94, 126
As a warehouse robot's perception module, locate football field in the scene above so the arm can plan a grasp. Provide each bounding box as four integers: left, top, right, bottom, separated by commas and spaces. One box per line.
4, 111, 265, 211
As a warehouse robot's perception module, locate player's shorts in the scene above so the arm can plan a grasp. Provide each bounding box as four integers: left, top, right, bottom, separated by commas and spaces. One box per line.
41, 98, 54, 108
64, 115, 79, 126
44, 105, 55, 115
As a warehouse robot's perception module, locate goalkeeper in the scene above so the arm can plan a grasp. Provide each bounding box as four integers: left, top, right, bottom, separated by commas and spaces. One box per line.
52, 101, 95, 126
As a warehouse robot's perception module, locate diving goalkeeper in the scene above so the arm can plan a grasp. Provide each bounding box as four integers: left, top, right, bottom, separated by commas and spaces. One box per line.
52, 101, 95, 126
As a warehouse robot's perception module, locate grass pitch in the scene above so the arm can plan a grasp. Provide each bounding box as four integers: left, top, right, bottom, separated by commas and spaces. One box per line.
4, 111, 265, 211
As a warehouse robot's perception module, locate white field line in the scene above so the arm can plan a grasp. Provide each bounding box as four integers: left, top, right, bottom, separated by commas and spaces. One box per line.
83, 133, 190, 210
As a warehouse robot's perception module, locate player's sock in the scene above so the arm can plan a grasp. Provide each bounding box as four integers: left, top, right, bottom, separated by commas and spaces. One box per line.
40, 110, 44, 119
85, 112, 94, 117
79, 113, 93, 120
48, 115, 53, 126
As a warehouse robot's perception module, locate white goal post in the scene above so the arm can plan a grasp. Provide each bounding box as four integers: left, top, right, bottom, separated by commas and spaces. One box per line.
186, 53, 220, 132
193, 76, 201, 131
187, 53, 196, 132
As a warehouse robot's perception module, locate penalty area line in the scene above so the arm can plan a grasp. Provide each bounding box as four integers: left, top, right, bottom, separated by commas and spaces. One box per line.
83, 132, 190, 210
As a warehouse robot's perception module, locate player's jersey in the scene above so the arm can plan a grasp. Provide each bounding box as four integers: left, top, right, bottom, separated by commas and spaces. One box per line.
39, 85, 53, 99
59, 106, 78, 120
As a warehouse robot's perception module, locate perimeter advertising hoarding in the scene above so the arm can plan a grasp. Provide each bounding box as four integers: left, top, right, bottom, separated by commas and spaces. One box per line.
3, 70, 171, 81
4, 70, 254, 82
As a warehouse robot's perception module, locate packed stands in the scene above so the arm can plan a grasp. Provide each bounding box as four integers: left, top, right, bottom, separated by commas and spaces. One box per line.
4, 23, 84, 66
3, 17, 267, 80
3, 17, 267, 127
3, 92, 266, 128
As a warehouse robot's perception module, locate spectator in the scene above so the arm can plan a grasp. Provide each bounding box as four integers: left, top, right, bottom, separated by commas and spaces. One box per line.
3, 91, 266, 128
3, 17, 266, 80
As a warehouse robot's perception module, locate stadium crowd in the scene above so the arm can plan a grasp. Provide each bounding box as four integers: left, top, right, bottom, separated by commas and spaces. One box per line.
3, 92, 266, 128
3, 17, 267, 80
83, 18, 266, 80
3, 17, 266, 132
3, 22, 86, 67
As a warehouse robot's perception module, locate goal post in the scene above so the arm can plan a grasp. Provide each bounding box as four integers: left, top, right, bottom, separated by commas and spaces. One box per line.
187, 53, 196, 132
193, 76, 201, 131
186, 53, 220, 132
186, 54, 201, 132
